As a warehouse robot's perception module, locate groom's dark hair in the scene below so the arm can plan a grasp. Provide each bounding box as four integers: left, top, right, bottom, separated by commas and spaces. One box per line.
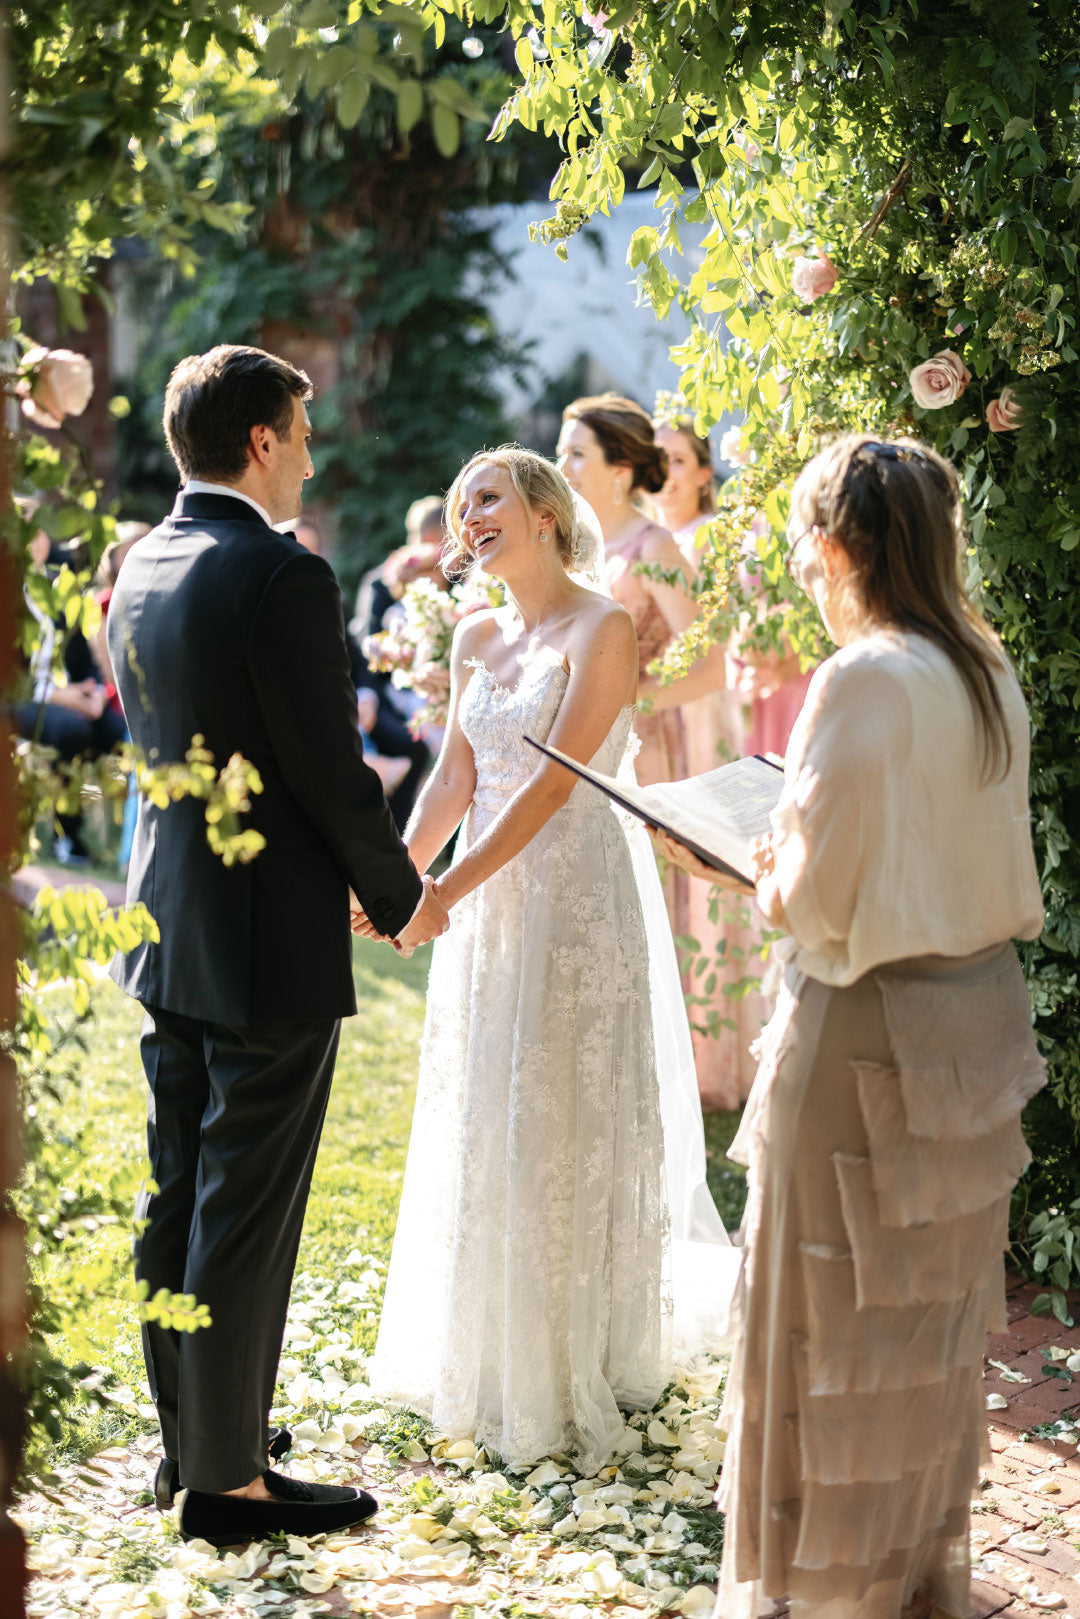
164, 344, 313, 483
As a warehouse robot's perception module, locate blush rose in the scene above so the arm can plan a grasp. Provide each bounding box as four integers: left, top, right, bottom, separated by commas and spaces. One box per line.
986, 386, 1023, 433
791, 253, 838, 302
908, 348, 970, 410
19, 346, 94, 430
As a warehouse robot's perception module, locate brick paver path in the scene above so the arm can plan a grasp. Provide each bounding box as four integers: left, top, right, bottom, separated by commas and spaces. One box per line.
970, 1275, 1080, 1619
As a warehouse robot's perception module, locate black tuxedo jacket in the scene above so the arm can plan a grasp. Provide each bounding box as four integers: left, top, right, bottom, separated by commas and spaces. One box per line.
108, 491, 423, 1025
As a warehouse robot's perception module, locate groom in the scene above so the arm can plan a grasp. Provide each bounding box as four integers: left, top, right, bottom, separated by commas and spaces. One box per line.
108, 344, 447, 1546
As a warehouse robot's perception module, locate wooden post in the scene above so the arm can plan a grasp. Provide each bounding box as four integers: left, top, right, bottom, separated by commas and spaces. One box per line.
0, 2, 29, 1612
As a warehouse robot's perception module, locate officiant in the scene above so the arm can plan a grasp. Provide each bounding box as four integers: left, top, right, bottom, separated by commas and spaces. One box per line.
655, 434, 1045, 1619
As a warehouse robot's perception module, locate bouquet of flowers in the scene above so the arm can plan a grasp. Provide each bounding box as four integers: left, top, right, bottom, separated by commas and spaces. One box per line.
365, 575, 497, 732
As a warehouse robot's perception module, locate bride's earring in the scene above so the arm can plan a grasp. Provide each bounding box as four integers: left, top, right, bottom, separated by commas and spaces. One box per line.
539, 528, 550, 544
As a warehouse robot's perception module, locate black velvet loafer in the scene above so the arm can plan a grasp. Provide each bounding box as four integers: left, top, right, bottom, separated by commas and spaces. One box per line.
154, 1425, 293, 1511
178, 1468, 378, 1547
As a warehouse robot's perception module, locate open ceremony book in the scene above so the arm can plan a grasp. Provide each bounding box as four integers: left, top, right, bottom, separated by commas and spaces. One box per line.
524, 736, 786, 891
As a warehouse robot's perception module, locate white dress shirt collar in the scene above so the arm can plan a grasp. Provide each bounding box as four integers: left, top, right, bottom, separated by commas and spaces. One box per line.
184, 480, 272, 529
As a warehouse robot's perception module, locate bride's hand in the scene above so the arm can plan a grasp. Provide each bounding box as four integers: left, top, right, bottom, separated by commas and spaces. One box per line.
349, 891, 382, 939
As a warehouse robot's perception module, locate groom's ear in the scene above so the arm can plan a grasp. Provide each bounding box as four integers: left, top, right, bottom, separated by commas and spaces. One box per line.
247, 420, 277, 468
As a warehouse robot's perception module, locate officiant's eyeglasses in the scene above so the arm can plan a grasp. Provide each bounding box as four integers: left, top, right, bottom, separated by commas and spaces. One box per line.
785, 525, 819, 591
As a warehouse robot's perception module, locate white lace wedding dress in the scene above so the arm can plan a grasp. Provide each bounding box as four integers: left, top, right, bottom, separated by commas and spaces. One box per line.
369, 648, 738, 1474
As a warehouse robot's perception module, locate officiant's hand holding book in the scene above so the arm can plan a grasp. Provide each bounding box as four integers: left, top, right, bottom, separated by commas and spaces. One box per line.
523, 735, 786, 893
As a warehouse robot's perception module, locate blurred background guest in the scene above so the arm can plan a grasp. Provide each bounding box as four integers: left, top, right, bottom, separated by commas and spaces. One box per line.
731, 507, 816, 762
558, 393, 733, 1103
347, 500, 448, 830
654, 419, 763, 1107
292, 516, 324, 556
654, 417, 717, 569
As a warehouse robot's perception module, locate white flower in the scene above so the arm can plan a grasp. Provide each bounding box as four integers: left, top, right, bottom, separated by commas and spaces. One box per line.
719, 426, 751, 467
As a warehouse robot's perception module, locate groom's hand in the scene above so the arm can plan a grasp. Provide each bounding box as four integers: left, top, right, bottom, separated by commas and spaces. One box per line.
393, 874, 449, 958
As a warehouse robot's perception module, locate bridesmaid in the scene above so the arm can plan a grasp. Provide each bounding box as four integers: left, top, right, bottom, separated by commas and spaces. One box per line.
657, 434, 1045, 1619
557, 393, 726, 951
654, 418, 763, 1109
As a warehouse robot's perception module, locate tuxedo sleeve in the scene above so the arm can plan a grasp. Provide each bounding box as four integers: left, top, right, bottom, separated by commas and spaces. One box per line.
247, 550, 424, 939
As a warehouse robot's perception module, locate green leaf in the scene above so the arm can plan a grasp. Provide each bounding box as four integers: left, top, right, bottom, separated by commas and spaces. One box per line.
431, 102, 460, 158
1051, 1291, 1075, 1327
296, 0, 338, 25
994, 225, 1017, 267
261, 24, 295, 76
336, 71, 371, 130
397, 78, 424, 136
56, 284, 87, 332
1003, 115, 1031, 141
514, 35, 533, 76
628, 225, 660, 268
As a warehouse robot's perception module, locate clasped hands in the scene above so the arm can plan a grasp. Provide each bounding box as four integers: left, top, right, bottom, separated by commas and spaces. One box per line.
350, 873, 449, 958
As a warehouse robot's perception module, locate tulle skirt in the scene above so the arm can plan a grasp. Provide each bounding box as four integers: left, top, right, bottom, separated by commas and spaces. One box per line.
716, 943, 1045, 1619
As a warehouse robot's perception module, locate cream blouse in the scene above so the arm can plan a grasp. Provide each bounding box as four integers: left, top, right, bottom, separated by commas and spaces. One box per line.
768, 629, 1044, 986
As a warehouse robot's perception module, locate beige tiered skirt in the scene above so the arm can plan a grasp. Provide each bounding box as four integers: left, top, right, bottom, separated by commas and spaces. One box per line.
716, 944, 1046, 1619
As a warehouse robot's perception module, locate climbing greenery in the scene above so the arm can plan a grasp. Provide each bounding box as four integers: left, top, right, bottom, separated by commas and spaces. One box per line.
393, 0, 1080, 1265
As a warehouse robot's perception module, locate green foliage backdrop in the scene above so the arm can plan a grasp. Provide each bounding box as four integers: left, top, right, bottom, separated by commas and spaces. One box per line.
119, 20, 537, 590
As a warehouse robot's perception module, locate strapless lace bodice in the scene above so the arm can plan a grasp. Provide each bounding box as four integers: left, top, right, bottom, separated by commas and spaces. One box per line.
459, 649, 634, 825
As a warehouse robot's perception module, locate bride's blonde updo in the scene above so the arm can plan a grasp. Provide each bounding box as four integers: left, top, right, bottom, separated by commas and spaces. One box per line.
442, 445, 578, 576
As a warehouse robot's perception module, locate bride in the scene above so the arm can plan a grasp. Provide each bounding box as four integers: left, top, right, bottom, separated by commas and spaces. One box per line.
361, 446, 737, 1473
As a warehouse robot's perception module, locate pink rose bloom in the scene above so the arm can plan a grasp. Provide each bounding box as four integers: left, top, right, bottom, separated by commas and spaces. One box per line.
908, 348, 970, 410
19, 346, 94, 430
733, 128, 760, 163
986, 386, 1022, 433
581, 6, 608, 31
720, 426, 751, 467
791, 253, 838, 302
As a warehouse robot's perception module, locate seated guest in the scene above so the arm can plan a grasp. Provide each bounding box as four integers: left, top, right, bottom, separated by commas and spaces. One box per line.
657, 435, 1045, 1619
14, 526, 127, 864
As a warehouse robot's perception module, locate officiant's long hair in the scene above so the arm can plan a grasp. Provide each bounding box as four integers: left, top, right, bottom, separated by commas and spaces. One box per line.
791, 434, 1011, 781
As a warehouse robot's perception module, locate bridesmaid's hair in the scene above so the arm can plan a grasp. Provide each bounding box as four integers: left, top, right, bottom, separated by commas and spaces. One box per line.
790, 433, 1011, 781
562, 393, 669, 495
442, 445, 578, 576
654, 417, 717, 514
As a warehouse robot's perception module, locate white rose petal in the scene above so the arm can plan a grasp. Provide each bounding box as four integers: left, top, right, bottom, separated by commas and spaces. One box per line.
646, 1419, 680, 1449
681, 1587, 718, 1619
524, 1459, 565, 1486
581, 1557, 622, 1597
986, 1392, 1009, 1410
298, 1572, 336, 1593
1008, 1532, 1049, 1553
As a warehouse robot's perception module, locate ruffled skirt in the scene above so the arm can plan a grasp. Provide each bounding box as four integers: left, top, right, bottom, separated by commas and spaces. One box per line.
716, 943, 1045, 1619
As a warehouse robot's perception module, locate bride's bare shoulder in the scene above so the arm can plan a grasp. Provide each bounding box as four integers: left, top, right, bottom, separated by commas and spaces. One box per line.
567, 592, 636, 660
452, 606, 500, 659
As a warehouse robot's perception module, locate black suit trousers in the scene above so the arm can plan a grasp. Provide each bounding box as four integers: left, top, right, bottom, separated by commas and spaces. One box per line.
135, 1005, 340, 1493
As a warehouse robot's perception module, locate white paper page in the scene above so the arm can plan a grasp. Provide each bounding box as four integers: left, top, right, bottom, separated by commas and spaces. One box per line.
634, 757, 784, 871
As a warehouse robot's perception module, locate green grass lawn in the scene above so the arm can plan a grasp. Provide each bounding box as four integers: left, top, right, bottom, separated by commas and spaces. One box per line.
36, 938, 745, 1465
